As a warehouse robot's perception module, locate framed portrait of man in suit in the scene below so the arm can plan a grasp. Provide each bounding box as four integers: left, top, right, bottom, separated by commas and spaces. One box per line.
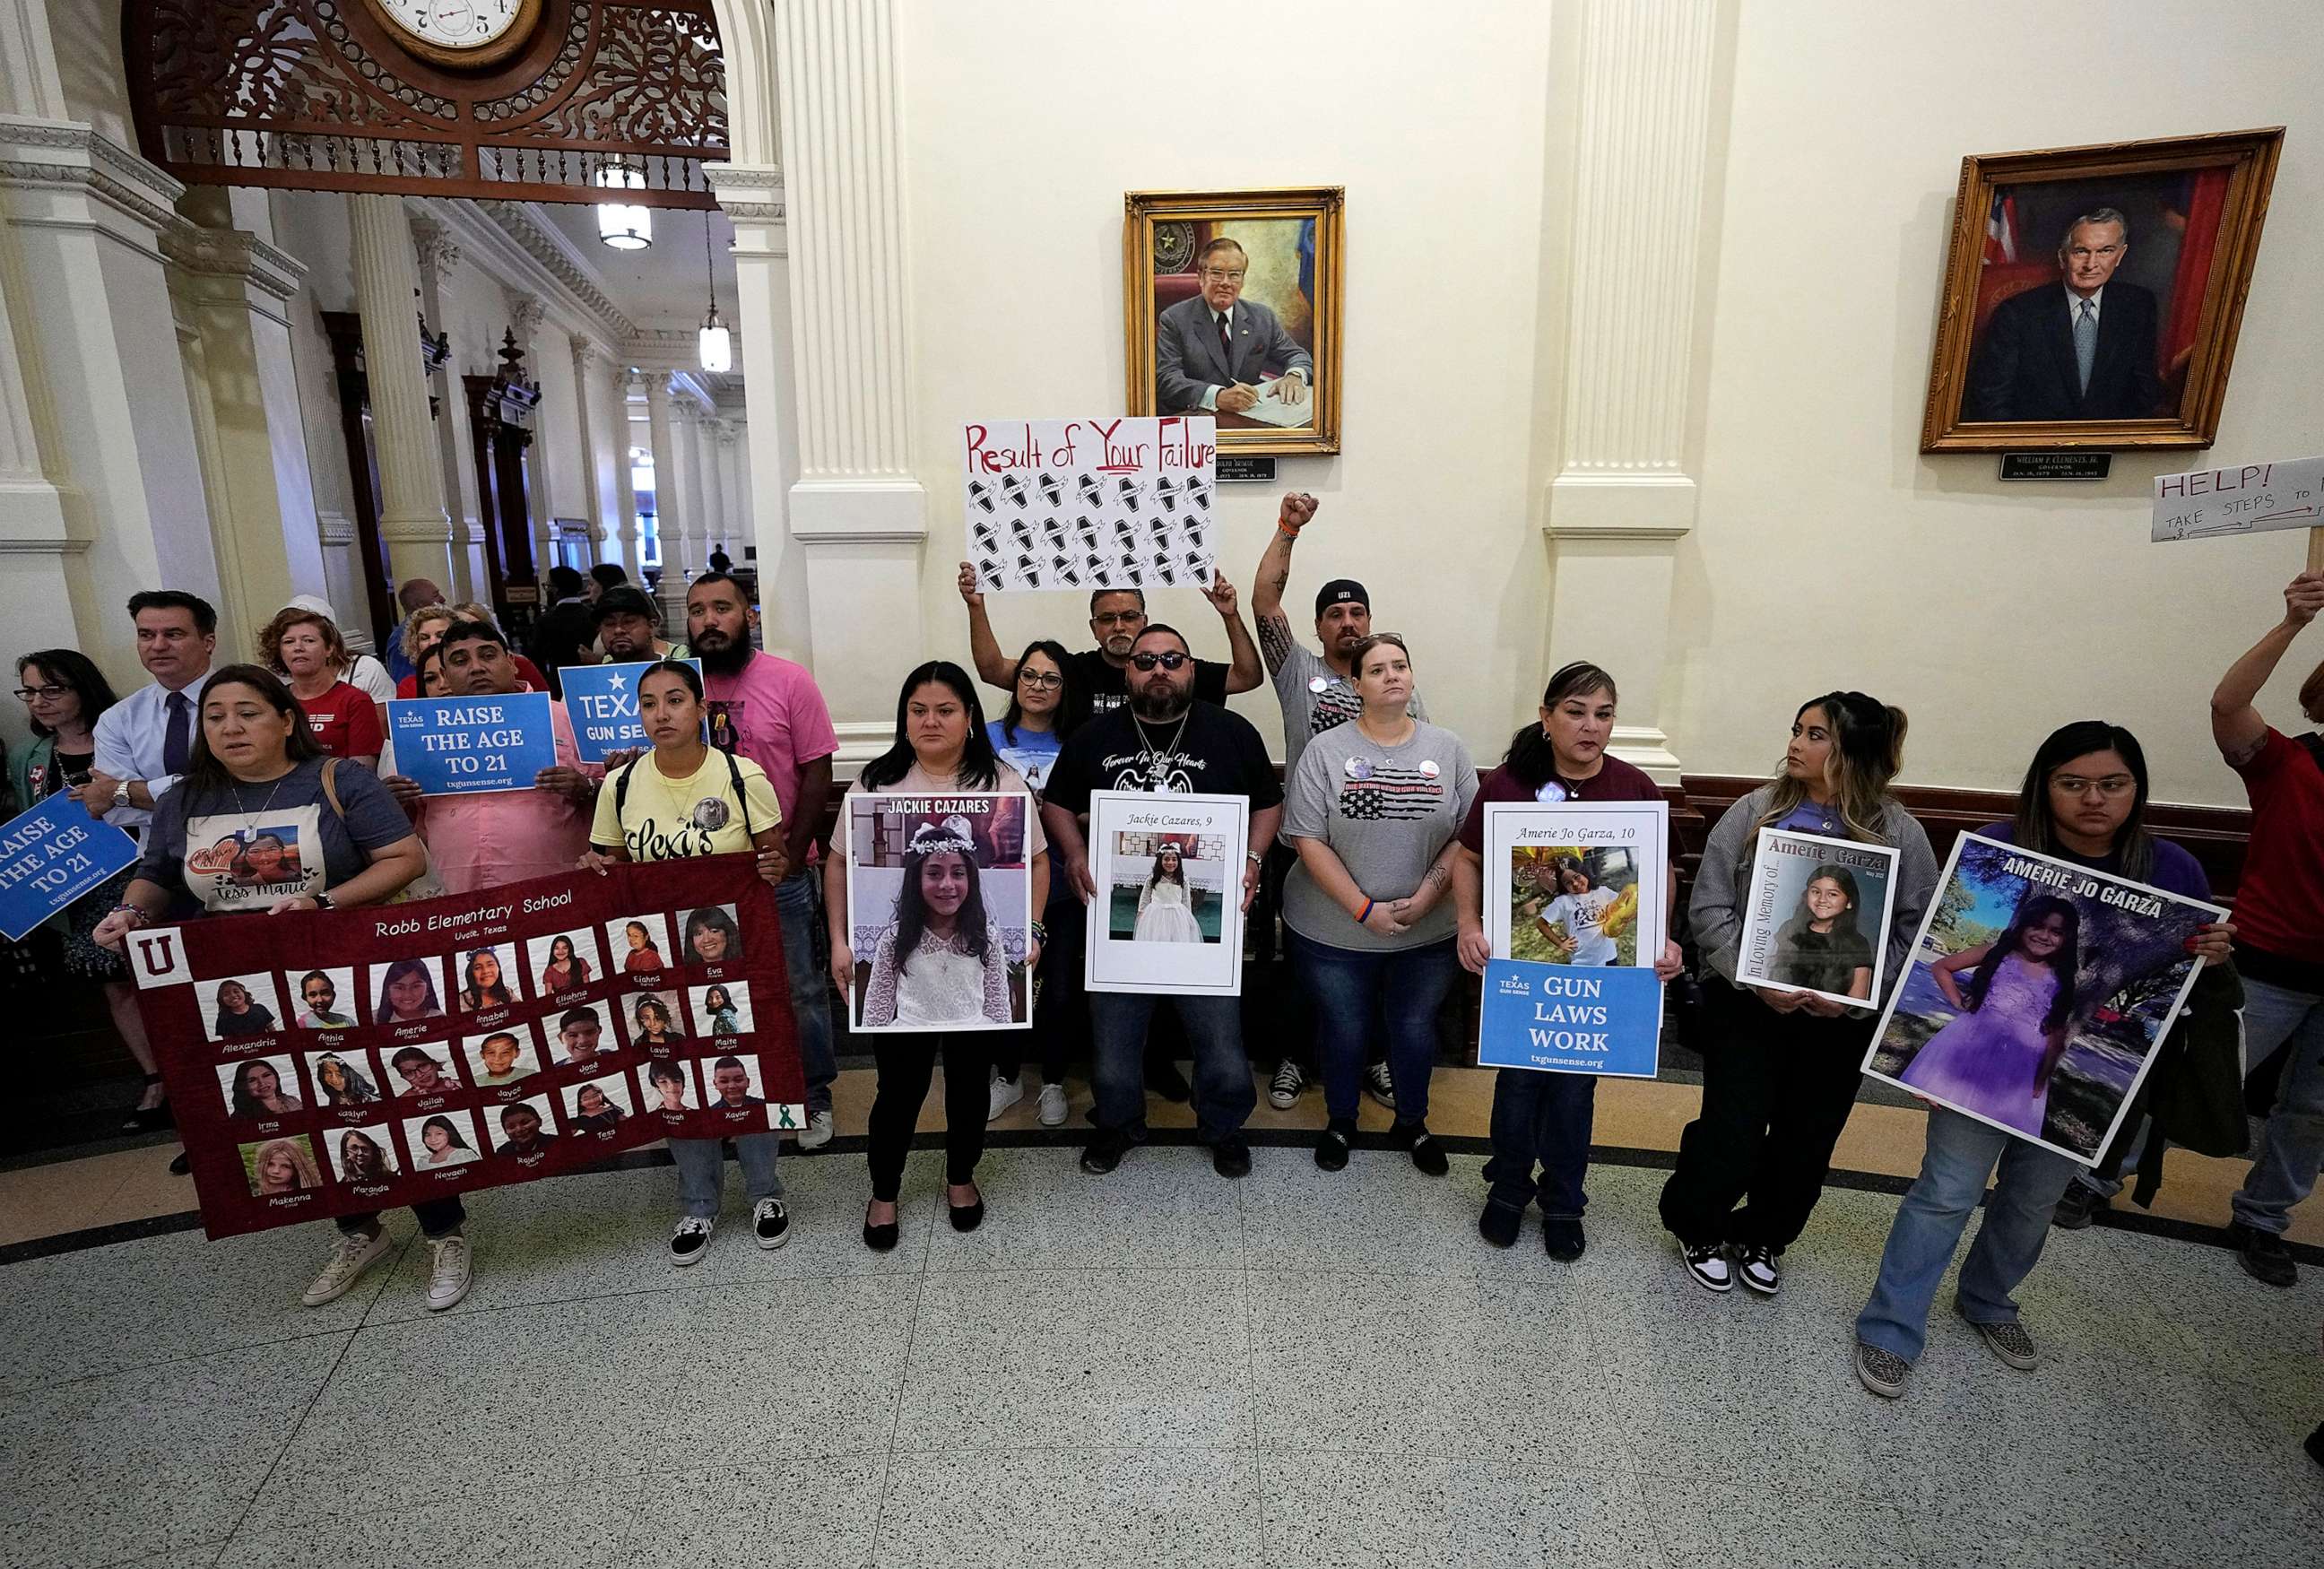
1123, 186, 1344, 455
1921, 127, 2281, 453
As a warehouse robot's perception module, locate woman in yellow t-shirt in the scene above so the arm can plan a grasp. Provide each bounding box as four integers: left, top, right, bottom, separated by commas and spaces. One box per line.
585, 661, 790, 1265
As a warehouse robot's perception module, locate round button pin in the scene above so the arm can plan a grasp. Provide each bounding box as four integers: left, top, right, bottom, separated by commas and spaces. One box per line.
1345, 757, 1373, 781
1534, 780, 1568, 802
1308, 676, 1328, 693
1418, 759, 1440, 779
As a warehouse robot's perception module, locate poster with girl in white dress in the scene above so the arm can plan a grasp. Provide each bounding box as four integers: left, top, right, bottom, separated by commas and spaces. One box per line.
1084, 791, 1247, 995
1862, 834, 2223, 1163
845, 793, 1034, 1032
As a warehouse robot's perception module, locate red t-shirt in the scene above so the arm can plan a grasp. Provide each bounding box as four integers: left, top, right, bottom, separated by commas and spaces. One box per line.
1456, 753, 1663, 854
395, 654, 548, 699
2228, 728, 2324, 964
299, 680, 385, 760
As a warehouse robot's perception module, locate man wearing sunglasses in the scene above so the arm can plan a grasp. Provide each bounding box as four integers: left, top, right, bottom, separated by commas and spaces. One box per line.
958, 569, 1262, 715
1042, 626, 1282, 1182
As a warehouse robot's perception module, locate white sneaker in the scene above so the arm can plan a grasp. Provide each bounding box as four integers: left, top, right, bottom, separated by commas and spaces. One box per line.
798, 1109, 835, 1150
1268, 1057, 1305, 1111
1680, 1242, 1732, 1293
425, 1233, 473, 1311
1036, 1082, 1069, 1127
301, 1227, 392, 1307
986, 1071, 1025, 1123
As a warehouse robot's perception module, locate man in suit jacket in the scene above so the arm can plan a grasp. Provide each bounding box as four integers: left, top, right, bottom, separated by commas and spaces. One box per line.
1156, 238, 1315, 415
1965, 207, 2164, 422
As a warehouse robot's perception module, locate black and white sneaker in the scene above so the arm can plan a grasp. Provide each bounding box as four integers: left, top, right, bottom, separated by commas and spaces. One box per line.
752, 1198, 791, 1249
670, 1215, 714, 1265
1734, 1243, 1780, 1296
1679, 1241, 1732, 1293
1268, 1058, 1305, 1111
1363, 1060, 1396, 1110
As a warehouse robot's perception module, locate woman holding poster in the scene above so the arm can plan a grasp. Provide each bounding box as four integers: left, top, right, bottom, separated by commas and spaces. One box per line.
1854, 722, 2234, 1399
826, 663, 1047, 1251
1661, 691, 1935, 1298
584, 660, 790, 1265
1282, 635, 1478, 1178
89, 665, 470, 1315
1454, 662, 1678, 1261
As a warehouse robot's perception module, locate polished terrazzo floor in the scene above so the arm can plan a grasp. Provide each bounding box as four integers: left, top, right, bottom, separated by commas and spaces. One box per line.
2, 1135, 2320, 1569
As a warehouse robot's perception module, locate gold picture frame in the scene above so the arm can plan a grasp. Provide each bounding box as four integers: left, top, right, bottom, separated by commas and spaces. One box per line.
1123, 186, 1344, 456
1920, 127, 2282, 453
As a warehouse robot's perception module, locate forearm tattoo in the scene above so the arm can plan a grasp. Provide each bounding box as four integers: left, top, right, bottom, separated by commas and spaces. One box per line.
1256, 610, 1294, 672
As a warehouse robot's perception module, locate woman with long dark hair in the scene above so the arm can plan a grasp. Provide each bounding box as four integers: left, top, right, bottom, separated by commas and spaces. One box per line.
1454, 662, 1679, 1262
986, 639, 1088, 1126
1661, 691, 1938, 1297
827, 662, 1048, 1250
13, 650, 167, 1130
91, 665, 467, 1313
1854, 719, 2233, 1398
229, 1058, 301, 1118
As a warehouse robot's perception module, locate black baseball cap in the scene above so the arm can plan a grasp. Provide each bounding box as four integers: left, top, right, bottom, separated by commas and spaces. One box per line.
1315, 579, 1369, 618
591, 585, 660, 625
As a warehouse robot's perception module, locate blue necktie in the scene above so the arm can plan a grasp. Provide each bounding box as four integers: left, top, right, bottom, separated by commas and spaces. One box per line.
162, 690, 192, 776
2073, 298, 2097, 395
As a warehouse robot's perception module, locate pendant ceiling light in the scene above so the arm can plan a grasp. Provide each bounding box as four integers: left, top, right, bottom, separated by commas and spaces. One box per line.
698, 211, 731, 373
594, 162, 651, 251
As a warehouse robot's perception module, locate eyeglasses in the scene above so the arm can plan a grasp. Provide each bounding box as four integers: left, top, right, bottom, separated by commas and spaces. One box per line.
13, 685, 68, 701
1197, 268, 1245, 283
1018, 672, 1063, 690
1130, 651, 1191, 672
2051, 774, 2137, 798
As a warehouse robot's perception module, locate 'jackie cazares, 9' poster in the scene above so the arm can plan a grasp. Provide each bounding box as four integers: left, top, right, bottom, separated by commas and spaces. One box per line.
844, 792, 1035, 1032
126, 858, 802, 1239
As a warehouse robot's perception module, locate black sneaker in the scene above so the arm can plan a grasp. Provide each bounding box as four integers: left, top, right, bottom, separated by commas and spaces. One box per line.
2051, 1183, 2107, 1231
1543, 1215, 1585, 1262
1080, 1128, 1137, 1175
1390, 1121, 1448, 1177
2231, 1222, 2298, 1287
669, 1215, 714, 1265
1210, 1134, 1251, 1180
1478, 1203, 1522, 1249
1679, 1241, 1732, 1293
1734, 1242, 1781, 1296
751, 1198, 791, 1249
1314, 1119, 1354, 1173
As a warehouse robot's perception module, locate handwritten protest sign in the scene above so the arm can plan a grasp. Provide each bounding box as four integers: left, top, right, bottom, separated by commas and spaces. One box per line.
560, 659, 704, 764
0, 796, 140, 941
962, 416, 1217, 593
2152, 455, 2324, 568
387, 692, 559, 795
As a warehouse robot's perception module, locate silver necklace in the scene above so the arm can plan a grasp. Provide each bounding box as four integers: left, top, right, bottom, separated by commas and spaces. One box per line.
1129, 708, 1192, 791
226, 765, 297, 819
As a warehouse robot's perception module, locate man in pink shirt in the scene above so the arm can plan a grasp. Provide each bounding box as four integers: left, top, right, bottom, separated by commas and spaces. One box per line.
688, 572, 841, 1146
383, 620, 599, 894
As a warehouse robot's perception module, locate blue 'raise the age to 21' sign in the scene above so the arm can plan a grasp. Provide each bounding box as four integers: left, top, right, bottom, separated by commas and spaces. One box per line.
559, 660, 704, 764
387, 692, 559, 796
0, 795, 142, 941
1479, 959, 1662, 1079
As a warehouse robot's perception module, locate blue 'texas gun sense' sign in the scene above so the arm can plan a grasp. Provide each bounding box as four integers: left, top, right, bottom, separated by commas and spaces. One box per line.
387, 693, 559, 795
559, 660, 704, 764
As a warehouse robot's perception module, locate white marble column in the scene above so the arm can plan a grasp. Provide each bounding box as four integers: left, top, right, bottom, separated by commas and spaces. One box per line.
715, 418, 745, 558
349, 194, 454, 595
613, 367, 644, 570
1539, 0, 1723, 784
568, 335, 604, 564
645, 373, 683, 624
409, 212, 479, 602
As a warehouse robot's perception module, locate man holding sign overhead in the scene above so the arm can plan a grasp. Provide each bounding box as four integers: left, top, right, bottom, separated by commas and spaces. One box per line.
382, 620, 597, 896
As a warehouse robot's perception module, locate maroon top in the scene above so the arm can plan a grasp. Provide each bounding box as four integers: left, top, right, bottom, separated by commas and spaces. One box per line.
1456, 753, 1662, 854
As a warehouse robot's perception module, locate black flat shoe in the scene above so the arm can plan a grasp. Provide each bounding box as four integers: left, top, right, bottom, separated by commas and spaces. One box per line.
863, 1203, 899, 1252
122, 1078, 172, 1133
948, 1198, 985, 1233
168, 1150, 191, 1176
1314, 1120, 1353, 1173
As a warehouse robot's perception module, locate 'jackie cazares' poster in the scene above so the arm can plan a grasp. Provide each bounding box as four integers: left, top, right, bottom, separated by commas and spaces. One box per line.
126, 858, 802, 1239
1862, 834, 2224, 1165
844, 792, 1034, 1032
1478, 801, 1667, 1077
1736, 829, 1902, 1008
1082, 791, 1247, 996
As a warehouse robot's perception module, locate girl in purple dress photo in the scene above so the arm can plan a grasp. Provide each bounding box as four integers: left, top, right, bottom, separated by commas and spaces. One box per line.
1898, 894, 2080, 1136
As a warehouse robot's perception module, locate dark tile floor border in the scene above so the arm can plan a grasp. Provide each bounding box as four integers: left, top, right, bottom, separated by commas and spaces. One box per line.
5, 1130, 2317, 1270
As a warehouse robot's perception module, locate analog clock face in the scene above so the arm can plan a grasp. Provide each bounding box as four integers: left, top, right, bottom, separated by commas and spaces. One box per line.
379, 0, 527, 51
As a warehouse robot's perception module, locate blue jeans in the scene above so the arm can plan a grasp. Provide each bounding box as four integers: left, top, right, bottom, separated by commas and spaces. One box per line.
1286, 929, 1455, 1124
2231, 973, 2324, 1235
1853, 1107, 2078, 1363
670, 1132, 784, 1218
1482, 1068, 1598, 1218
1089, 990, 1254, 1141
775, 868, 837, 1114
